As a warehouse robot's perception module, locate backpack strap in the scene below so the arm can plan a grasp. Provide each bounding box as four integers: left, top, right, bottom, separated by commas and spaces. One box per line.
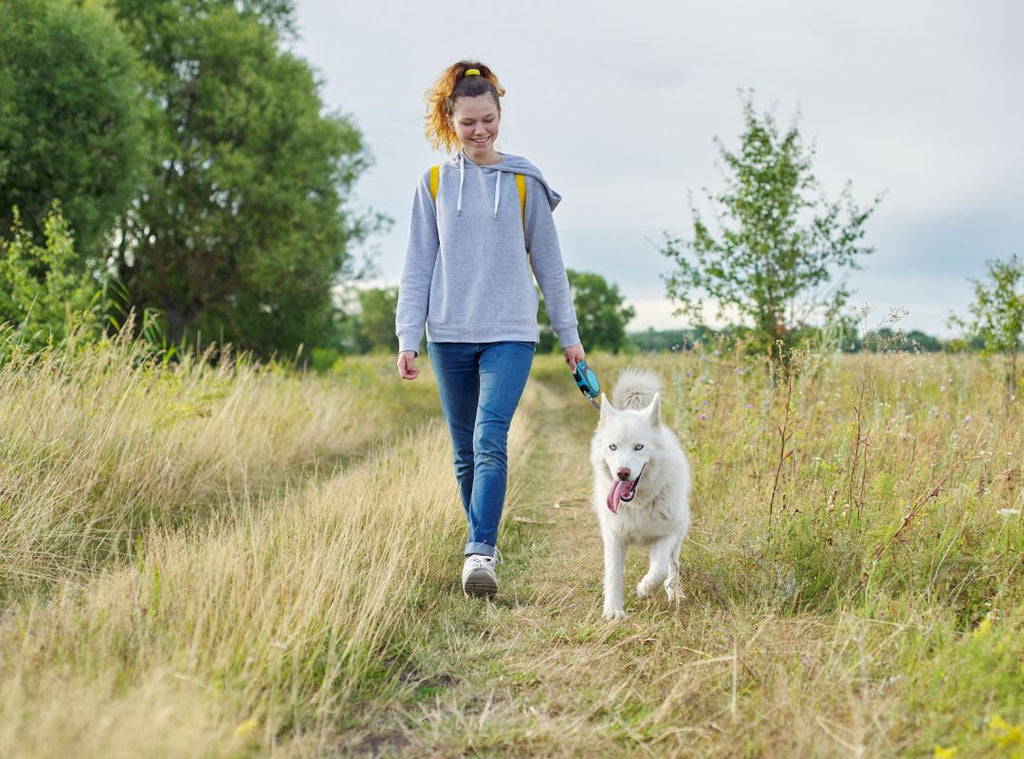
516, 173, 526, 229
429, 164, 527, 235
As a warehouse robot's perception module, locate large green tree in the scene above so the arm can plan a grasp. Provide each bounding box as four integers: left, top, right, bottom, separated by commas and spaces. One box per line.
538, 269, 636, 353
109, 0, 377, 356
0, 0, 148, 262
661, 92, 881, 359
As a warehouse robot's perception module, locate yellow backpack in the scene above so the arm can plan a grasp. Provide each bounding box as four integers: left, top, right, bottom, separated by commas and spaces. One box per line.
429, 164, 527, 230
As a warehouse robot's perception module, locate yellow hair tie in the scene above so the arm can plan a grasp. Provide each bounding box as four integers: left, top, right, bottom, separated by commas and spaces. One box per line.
464, 68, 480, 76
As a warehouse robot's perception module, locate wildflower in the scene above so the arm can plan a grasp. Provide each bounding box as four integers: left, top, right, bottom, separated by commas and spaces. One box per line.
964, 415, 972, 424
940, 385, 947, 393
233, 718, 260, 741
699, 413, 707, 421
973, 614, 993, 639
744, 403, 752, 410
988, 715, 1023, 747
933, 746, 958, 758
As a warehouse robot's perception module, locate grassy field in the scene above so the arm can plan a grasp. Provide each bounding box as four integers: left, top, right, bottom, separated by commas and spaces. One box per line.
0, 340, 1020, 757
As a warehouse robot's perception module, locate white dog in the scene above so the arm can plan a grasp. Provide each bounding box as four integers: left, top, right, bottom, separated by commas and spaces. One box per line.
590, 368, 691, 619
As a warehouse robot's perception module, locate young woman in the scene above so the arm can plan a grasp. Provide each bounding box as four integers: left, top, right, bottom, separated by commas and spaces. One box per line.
396, 60, 584, 598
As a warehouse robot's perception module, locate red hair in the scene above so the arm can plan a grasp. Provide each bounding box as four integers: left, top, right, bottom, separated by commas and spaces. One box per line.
424, 60, 506, 153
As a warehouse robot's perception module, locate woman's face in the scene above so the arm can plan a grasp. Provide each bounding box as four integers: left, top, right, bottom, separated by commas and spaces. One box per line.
451, 93, 501, 163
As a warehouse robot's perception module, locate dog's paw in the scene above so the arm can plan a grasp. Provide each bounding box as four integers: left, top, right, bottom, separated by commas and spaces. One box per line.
602, 608, 627, 620
637, 576, 657, 599
665, 583, 685, 604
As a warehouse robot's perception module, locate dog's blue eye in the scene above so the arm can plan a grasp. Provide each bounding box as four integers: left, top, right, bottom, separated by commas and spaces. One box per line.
634, 444, 644, 451
609, 444, 617, 451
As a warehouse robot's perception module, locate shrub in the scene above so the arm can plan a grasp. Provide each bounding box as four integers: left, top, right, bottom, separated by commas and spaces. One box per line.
0, 204, 106, 356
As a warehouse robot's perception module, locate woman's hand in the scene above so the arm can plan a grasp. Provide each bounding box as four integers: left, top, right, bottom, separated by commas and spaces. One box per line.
563, 342, 585, 372
397, 350, 419, 380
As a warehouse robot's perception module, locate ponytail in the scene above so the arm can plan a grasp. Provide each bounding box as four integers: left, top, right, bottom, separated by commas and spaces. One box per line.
424, 60, 506, 153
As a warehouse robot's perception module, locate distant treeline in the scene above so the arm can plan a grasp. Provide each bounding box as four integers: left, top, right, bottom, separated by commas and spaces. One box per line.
628, 326, 983, 354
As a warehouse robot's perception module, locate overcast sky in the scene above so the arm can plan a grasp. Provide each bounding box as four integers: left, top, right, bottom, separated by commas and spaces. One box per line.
289, 0, 1023, 336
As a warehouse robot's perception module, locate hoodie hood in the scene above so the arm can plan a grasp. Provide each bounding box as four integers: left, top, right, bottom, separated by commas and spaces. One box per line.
450, 152, 562, 216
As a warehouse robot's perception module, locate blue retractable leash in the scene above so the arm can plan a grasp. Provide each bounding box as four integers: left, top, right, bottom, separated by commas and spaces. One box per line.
571, 359, 601, 410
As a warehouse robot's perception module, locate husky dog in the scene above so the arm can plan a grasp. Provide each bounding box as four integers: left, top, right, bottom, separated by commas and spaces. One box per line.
590, 368, 691, 619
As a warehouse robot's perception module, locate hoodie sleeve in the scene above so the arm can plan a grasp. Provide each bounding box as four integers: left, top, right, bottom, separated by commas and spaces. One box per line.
523, 176, 581, 348
395, 171, 439, 355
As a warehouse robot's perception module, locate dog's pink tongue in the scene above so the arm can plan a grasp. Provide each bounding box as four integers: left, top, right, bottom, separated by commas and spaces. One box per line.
606, 481, 630, 514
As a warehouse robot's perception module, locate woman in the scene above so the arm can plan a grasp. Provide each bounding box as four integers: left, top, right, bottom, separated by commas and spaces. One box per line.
396, 60, 584, 598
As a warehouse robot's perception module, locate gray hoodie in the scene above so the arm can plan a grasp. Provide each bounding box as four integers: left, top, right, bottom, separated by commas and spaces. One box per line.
395, 152, 580, 354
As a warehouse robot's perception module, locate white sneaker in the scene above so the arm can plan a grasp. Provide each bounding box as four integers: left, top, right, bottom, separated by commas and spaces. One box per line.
461, 554, 498, 598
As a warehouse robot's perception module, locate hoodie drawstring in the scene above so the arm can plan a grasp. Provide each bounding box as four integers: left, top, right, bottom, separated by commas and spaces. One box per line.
456, 153, 465, 216
455, 153, 505, 219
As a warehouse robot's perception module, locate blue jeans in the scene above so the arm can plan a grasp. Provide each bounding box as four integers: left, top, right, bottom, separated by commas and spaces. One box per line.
427, 341, 535, 557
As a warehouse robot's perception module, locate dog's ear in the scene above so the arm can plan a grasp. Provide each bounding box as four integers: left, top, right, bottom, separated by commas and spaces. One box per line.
599, 393, 613, 420
644, 393, 661, 426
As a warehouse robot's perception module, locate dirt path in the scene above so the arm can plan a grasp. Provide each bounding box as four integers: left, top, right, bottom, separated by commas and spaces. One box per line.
344, 374, 686, 757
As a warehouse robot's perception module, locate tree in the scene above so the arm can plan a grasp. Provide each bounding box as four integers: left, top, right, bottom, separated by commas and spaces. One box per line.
0, 0, 148, 262
903, 330, 943, 353
950, 254, 1024, 395
354, 287, 399, 353
108, 0, 379, 356
538, 269, 636, 353
629, 328, 699, 353
661, 92, 881, 362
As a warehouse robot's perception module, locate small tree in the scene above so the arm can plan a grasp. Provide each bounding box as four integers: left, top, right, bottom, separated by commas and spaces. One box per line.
0, 205, 105, 354
538, 269, 636, 353
661, 92, 881, 363
950, 253, 1024, 396
354, 287, 399, 354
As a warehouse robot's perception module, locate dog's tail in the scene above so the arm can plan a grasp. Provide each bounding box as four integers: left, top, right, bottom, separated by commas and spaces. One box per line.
611, 367, 663, 410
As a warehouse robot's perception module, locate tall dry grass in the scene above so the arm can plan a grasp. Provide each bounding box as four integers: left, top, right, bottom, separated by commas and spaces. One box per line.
0, 339, 473, 757
0, 424, 467, 757
1, 340, 1020, 757
655, 348, 1023, 623
0, 339, 436, 598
